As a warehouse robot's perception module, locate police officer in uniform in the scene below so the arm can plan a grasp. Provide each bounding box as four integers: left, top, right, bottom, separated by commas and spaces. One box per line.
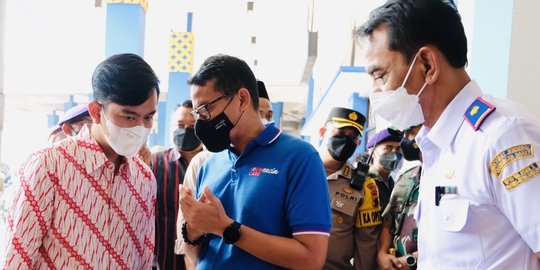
320, 107, 381, 270
357, 0, 540, 268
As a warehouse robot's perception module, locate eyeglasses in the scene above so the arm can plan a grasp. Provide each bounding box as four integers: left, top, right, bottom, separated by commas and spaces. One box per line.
191, 95, 227, 121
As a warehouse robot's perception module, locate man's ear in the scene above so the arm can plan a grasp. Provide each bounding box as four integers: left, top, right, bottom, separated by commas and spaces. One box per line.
319, 127, 326, 140
418, 46, 440, 84
88, 101, 102, 124
61, 123, 72, 136
237, 88, 252, 112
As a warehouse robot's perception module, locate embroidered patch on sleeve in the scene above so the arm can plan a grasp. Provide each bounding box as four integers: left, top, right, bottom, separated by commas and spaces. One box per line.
501, 161, 540, 191
355, 178, 382, 228
490, 144, 533, 177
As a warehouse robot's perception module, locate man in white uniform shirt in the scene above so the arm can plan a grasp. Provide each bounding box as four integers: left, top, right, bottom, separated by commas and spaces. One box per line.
357, 0, 540, 269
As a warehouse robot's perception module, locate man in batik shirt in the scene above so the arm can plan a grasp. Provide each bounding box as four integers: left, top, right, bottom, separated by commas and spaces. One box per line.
3, 53, 160, 269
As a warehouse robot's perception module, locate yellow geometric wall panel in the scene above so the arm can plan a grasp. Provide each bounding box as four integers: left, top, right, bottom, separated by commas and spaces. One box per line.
107, 0, 148, 12
168, 32, 195, 73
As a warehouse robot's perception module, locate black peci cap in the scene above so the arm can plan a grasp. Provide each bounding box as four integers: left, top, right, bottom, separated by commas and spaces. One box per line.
257, 80, 270, 100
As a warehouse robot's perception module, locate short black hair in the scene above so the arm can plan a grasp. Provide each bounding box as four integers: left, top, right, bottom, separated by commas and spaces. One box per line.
173, 100, 194, 112
181, 99, 193, 109
356, 0, 467, 68
92, 53, 160, 106
188, 54, 258, 109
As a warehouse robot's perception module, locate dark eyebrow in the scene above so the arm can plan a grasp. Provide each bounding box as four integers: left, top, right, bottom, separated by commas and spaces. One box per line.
366, 65, 381, 76
121, 108, 157, 117
121, 108, 139, 116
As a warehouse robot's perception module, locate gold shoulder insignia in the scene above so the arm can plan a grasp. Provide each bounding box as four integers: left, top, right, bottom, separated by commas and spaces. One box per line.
470, 106, 479, 116
342, 165, 351, 178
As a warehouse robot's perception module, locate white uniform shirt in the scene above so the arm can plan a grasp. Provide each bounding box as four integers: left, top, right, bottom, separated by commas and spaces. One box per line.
416, 81, 540, 269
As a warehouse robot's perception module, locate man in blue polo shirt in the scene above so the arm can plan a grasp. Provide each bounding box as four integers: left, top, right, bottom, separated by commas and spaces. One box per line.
179, 54, 331, 270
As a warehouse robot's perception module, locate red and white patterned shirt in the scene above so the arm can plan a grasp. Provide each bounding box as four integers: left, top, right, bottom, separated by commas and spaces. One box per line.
2, 126, 156, 269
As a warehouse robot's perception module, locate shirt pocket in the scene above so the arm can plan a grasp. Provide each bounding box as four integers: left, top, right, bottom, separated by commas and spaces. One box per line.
331, 193, 358, 217
431, 198, 485, 268
436, 198, 469, 231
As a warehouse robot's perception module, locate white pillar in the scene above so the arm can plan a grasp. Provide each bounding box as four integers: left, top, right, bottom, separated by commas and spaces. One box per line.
0, 0, 6, 160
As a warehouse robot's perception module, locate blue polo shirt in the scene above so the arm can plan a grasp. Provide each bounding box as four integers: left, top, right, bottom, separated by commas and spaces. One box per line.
195, 124, 331, 270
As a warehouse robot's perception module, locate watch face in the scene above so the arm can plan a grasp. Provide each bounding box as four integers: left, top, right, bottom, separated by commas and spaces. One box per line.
223, 221, 241, 244
406, 255, 416, 266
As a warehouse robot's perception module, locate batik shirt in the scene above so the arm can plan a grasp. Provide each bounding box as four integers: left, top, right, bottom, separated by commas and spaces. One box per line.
3, 125, 156, 269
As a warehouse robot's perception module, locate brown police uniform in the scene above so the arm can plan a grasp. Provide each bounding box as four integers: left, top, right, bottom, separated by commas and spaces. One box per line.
325, 163, 383, 270
323, 107, 379, 270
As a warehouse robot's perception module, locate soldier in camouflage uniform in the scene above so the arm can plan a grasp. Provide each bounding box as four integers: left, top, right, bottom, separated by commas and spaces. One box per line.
377, 125, 422, 270
320, 107, 382, 270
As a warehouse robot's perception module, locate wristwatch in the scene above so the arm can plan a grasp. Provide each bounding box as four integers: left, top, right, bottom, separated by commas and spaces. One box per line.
406, 254, 417, 269
222, 221, 241, 244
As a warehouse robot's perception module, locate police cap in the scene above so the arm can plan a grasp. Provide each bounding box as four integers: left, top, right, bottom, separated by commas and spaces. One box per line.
326, 107, 366, 136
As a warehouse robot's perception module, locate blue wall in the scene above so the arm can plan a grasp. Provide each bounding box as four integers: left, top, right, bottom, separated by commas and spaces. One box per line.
105, 3, 146, 57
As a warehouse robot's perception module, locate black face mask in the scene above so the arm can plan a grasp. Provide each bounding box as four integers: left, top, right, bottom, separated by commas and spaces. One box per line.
173, 127, 201, 151
194, 112, 235, 153
379, 152, 403, 172
327, 135, 357, 162
400, 138, 420, 161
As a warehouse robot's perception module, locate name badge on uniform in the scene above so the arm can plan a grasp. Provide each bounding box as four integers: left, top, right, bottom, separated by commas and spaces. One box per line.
435, 186, 457, 206
331, 189, 359, 217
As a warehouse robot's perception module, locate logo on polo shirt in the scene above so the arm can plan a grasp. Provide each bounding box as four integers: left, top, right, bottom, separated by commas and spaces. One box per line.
249, 167, 280, 176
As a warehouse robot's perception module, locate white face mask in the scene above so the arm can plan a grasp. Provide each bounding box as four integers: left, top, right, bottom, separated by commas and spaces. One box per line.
101, 109, 151, 157
369, 53, 427, 131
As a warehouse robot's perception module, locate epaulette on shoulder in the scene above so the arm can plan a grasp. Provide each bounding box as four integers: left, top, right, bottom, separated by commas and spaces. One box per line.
464, 97, 496, 131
